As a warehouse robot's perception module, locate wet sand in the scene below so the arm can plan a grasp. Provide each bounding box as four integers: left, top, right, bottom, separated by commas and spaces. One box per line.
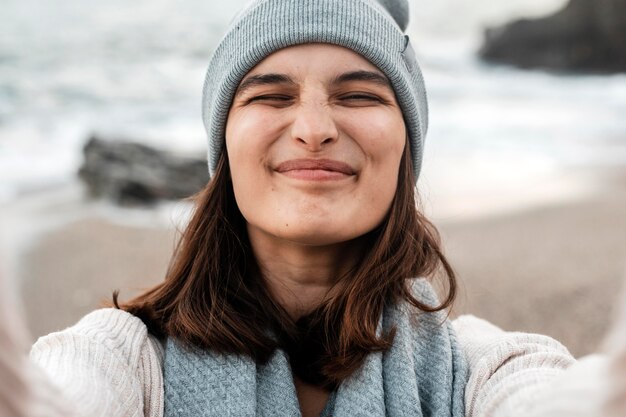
14, 168, 626, 357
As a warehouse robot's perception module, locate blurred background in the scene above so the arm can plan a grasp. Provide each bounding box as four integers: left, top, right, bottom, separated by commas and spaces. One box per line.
1, 0, 625, 357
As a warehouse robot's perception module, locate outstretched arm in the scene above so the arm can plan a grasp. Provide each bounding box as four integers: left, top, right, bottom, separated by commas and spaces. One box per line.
603, 280, 626, 417
0, 268, 163, 417
0, 267, 77, 417
453, 314, 612, 417
29, 308, 164, 417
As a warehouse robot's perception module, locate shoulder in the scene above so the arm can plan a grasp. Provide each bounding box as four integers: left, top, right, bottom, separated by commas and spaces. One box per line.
32, 308, 163, 364
30, 308, 165, 417
451, 314, 573, 368
451, 314, 576, 417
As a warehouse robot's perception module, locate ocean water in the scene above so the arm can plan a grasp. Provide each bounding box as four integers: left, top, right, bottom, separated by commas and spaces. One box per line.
1, 0, 625, 205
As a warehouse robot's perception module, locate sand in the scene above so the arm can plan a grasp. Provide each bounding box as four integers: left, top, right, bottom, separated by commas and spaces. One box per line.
438, 168, 626, 356
19, 218, 177, 340
12, 168, 626, 358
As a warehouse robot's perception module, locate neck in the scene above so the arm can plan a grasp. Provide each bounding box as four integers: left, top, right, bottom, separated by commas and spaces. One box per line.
248, 226, 363, 320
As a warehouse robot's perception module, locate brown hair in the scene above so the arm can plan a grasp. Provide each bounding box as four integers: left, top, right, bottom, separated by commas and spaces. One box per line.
112, 145, 456, 388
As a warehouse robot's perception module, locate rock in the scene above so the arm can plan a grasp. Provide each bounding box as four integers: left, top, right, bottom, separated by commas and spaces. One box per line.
78, 136, 209, 205
479, 0, 626, 73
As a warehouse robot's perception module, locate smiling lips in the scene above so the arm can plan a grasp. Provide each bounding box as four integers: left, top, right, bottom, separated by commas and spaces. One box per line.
275, 159, 356, 181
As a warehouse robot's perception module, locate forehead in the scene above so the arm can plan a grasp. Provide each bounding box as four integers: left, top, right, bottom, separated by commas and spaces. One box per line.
244, 43, 383, 78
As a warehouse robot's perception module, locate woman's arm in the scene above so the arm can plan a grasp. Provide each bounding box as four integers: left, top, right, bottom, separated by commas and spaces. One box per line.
0, 265, 163, 417
603, 281, 626, 417
0, 268, 77, 417
0, 277, 52, 417
453, 315, 611, 417
29, 308, 164, 417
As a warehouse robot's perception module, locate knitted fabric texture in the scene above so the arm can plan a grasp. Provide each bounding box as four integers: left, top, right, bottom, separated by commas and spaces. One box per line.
201, 0, 429, 181
163, 279, 468, 417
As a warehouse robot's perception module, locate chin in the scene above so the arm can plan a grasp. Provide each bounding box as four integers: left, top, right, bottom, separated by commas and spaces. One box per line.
273, 224, 369, 247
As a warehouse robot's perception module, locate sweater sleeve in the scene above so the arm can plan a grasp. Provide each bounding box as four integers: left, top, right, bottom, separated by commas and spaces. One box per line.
452, 315, 611, 417
29, 308, 164, 417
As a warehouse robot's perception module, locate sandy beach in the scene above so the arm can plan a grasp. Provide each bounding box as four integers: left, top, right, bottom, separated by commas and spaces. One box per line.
440, 168, 626, 356
6, 167, 626, 358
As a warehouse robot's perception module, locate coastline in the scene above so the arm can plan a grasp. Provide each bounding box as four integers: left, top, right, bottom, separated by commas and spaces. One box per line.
4, 166, 626, 357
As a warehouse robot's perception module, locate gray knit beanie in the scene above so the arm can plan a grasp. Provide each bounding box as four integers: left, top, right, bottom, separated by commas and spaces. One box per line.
202, 0, 428, 181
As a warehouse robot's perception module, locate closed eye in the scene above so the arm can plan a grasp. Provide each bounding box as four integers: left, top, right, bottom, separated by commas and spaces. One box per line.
339, 93, 389, 106
248, 95, 293, 103
342, 94, 382, 101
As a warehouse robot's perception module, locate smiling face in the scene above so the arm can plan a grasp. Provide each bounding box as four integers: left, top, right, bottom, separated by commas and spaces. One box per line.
225, 43, 406, 247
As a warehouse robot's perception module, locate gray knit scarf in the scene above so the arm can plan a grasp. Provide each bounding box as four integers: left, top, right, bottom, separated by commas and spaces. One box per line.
163, 279, 468, 417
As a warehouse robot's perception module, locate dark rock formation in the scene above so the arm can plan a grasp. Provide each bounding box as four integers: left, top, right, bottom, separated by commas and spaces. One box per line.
78, 136, 209, 205
479, 0, 626, 73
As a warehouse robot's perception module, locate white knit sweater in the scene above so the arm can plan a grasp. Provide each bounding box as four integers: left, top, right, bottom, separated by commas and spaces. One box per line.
8, 308, 614, 417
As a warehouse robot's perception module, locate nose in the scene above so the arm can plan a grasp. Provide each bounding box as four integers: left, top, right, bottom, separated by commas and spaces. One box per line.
290, 100, 339, 151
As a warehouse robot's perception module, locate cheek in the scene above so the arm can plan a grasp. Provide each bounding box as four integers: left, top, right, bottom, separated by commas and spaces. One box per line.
227, 110, 279, 160
225, 109, 289, 183
342, 109, 406, 160
225, 112, 273, 224
228, 155, 279, 242
348, 113, 405, 217
358, 161, 400, 221
226, 109, 303, 239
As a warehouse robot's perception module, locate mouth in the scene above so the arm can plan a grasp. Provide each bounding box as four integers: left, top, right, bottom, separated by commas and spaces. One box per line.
275, 158, 356, 181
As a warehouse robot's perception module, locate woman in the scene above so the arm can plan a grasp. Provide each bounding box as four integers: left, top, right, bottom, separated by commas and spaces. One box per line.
3, 0, 622, 416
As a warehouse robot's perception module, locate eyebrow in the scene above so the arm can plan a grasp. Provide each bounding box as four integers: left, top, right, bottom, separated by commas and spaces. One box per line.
330, 70, 392, 90
235, 70, 393, 97
235, 73, 297, 97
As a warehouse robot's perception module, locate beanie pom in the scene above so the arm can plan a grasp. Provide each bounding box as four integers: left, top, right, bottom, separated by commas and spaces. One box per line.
375, 0, 409, 31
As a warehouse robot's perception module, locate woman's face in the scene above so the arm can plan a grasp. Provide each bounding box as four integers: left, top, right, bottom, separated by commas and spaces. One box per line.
225, 43, 406, 246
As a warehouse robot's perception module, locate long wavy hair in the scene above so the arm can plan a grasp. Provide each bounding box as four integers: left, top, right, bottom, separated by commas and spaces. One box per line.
113, 144, 457, 388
